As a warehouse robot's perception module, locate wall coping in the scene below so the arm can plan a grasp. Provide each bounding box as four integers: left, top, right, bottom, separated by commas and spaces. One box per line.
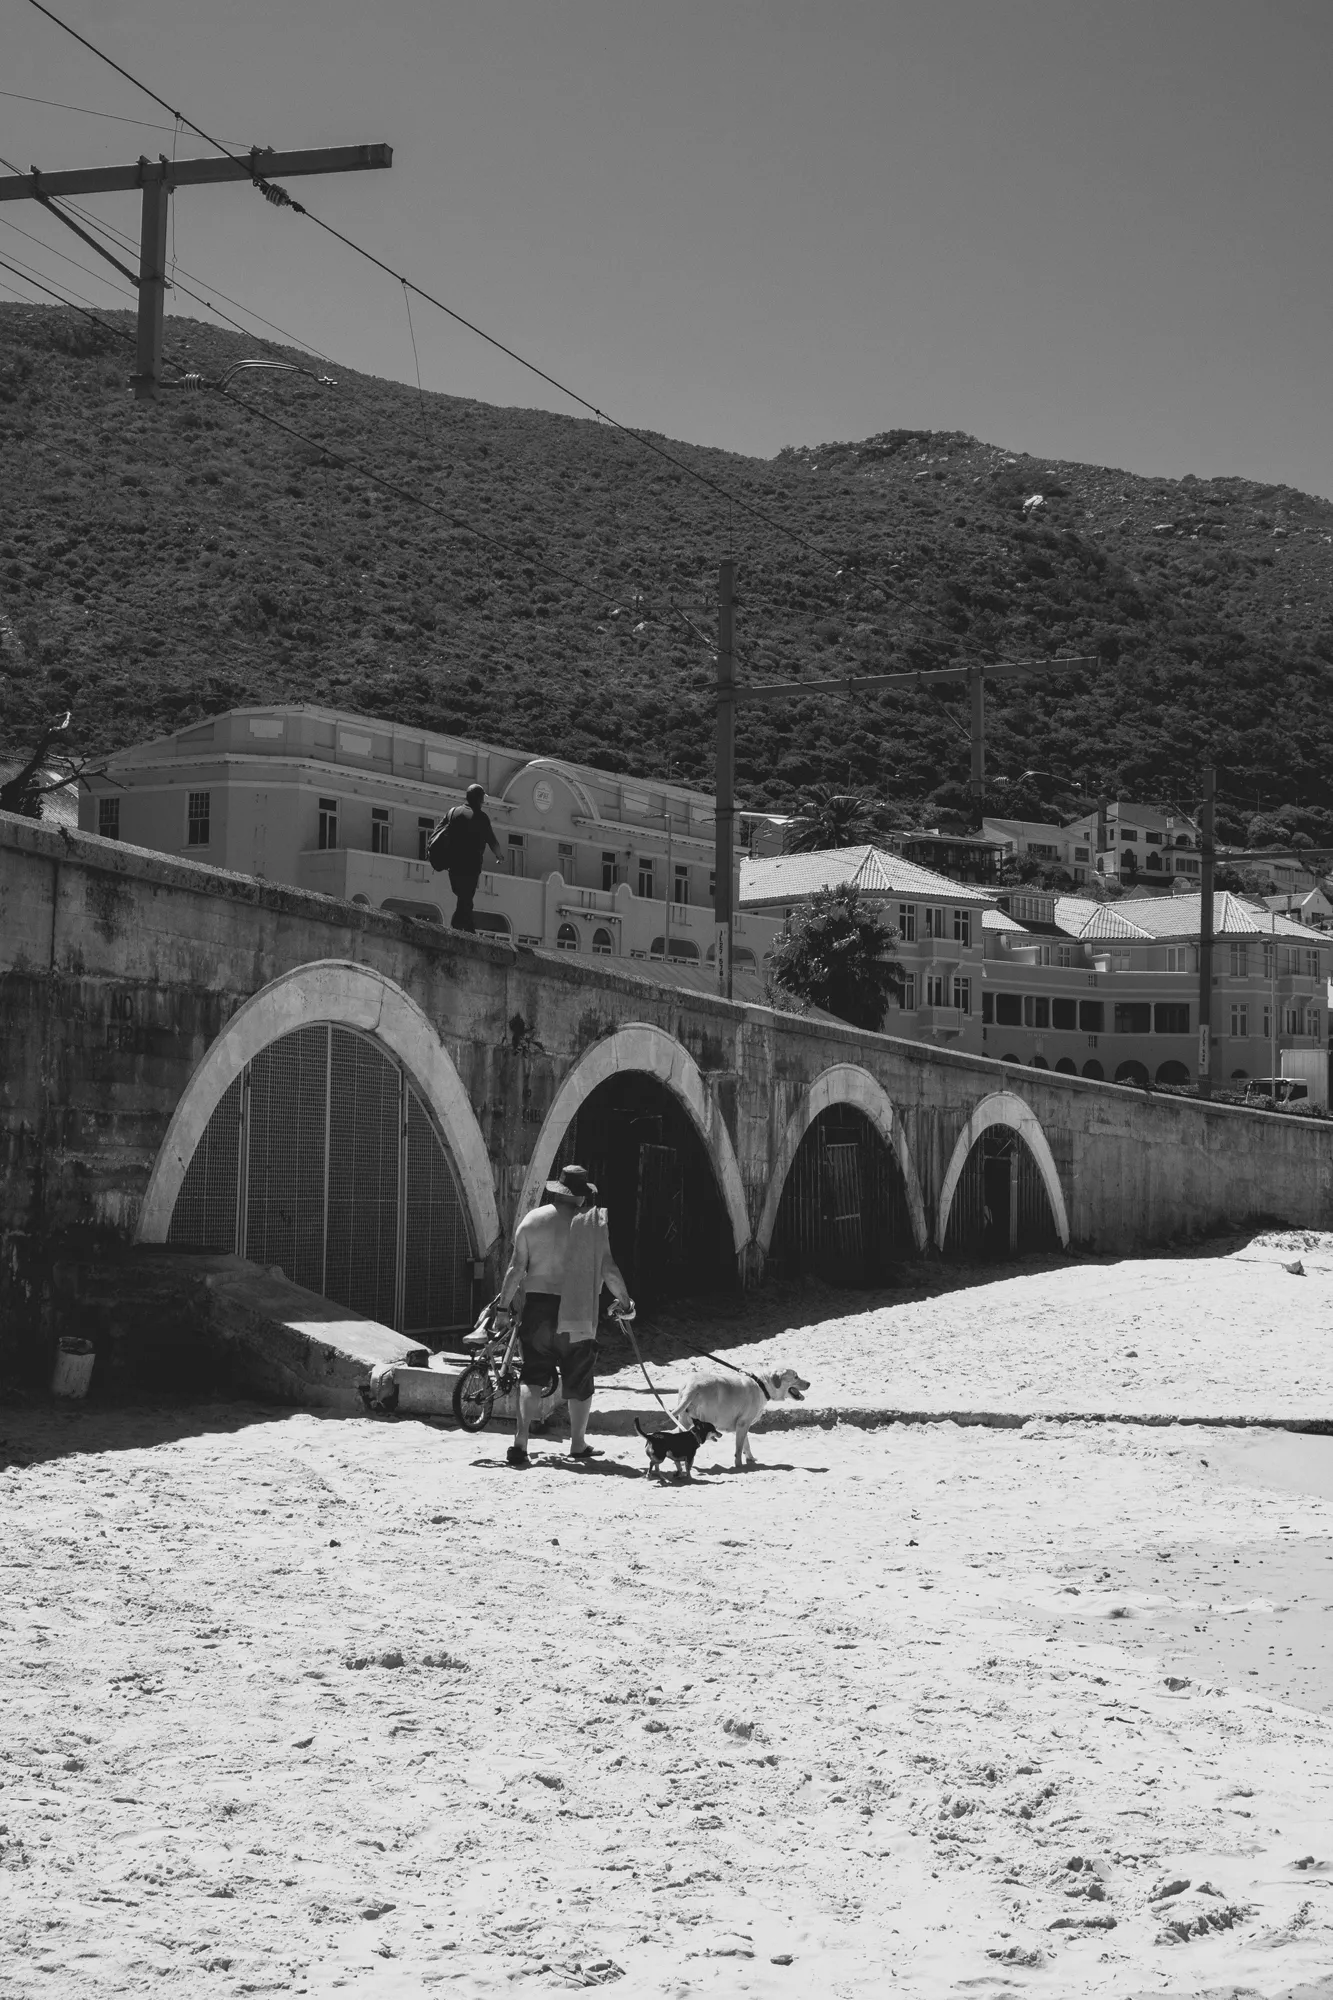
3, 808, 1326, 1140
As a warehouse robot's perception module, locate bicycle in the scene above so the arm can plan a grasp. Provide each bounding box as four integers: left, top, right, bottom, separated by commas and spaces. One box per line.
450, 1301, 521, 1432
449, 1299, 640, 1432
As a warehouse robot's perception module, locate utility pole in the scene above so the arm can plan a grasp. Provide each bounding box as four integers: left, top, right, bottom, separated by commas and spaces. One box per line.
0, 146, 391, 398
968, 668, 986, 813
1198, 767, 1215, 1098
714, 559, 735, 999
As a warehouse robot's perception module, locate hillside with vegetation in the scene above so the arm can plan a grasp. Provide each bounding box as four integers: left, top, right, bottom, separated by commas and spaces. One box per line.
3, 301, 1333, 846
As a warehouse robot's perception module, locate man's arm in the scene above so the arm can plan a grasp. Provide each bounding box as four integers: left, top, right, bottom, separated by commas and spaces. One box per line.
482, 810, 501, 860
496, 1217, 532, 1312
599, 1236, 634, 1315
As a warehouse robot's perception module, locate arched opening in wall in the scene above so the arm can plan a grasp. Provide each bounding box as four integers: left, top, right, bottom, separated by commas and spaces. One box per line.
1055, 1058, 1077, 1075
548, 1072, 735, 1303
556, 923, 579, 950
770, 1105, 911, 1285
1156, 1060, 1191, 1086
1082, 1059, 1105, 1080
943, 1125, 1060, 1260
166, 1024, 476, 1336
1115, 1060, 1150, 1087
1029, 1056, 1049, 1069
592, 928, 613, 956
472, 912, 512, 940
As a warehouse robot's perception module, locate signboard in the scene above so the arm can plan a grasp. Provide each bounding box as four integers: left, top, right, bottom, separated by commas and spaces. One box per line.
1198, 1024, 1210, 1074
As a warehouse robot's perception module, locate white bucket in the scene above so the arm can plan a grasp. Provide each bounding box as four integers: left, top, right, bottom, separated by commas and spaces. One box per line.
51, 1337, 95, 1400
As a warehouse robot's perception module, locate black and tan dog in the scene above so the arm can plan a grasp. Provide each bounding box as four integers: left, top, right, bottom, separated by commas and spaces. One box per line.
635, 1416, 720, 1481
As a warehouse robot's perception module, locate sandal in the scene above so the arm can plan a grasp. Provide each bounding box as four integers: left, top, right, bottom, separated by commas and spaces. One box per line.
566, 1445, 601, 1461
506, 1445, 530, 1469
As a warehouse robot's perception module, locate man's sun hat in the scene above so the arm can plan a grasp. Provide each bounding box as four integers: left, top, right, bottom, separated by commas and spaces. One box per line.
544, 1163, 598, 1203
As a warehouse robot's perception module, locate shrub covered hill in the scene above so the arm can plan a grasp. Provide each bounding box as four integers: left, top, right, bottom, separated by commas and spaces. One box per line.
4, 301, 1333, 843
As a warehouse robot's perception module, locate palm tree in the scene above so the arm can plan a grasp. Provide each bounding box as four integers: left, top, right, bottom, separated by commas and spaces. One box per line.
786, 783, 873, 853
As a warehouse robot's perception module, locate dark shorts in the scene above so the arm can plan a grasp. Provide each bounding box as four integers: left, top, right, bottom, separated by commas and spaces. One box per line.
518, 1292, 598, 1402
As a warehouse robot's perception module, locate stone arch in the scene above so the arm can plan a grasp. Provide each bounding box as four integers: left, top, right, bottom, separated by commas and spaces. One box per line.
517, 1024, 750, 1256
935, 1090, 1069, 1251
756, 1064, 928, 1256
136, 960, 500, 1255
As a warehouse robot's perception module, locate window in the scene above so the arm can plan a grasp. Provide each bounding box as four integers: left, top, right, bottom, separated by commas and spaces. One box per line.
417, 815, 434, 861
592, 928, 613, 956
1156, 1003, 1190, 1034
1079, 999, 1105, 1032
637, 858, 655, 899
1263, 942, 1276, 980
981, 991, 993, 1023
898, 902, 917, 943
709, 870, 717, 904
953, 977, 971, 1014
1052, 998, 1077, 1031
674, 865, 689, 908
1228, 942, 1248, 978
558, 841, 575, 870
187, 790, 210, 846
1121, 828, 1138, 842
1262, 1004, 1272, 1040
97, 796, 120, 840
1230, 1004, 1248, 1038
1144, 830, 1162, 845
371, 808, 390, 856
1306, 948, 1321, 979
1024, 995, 1050, 1028
318, 798, 338, 851
925, 971, 948, 1007
1285, 1004, 1305, 1035
556, 923, 579, 951
1175, 857, 1200, 875
602, 851, 618, 892
1074, 846, 1090, 862
953, 909, 971, 947
1165, 946, 1194, 972
507, 833, 526, 878
1056, 945, 1075, 969
1310, 1009, 1322, 1040
899, 973, 917, 1011
924, 906, 945, 939
995, 993, 1023, 1026
1114, 1002, 1152, 1034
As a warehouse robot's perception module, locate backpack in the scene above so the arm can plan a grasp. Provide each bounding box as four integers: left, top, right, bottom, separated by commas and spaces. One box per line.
427, 806, 467, 873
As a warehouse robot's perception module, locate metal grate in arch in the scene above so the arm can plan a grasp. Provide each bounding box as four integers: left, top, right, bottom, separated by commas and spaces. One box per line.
167, 1024, 475, 1334
943, 1124, 1060, 1258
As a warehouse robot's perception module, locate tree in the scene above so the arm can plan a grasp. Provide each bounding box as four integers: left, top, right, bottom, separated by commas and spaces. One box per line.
786, 783, 873, 853
0, 713, 78, 818
768, 884, 903, 1032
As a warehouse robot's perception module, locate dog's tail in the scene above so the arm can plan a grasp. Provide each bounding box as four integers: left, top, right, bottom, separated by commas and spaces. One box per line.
634, 1416, 656, 1438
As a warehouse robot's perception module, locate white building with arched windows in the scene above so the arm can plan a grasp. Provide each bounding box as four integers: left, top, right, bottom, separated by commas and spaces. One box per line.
79, 704, 781, 969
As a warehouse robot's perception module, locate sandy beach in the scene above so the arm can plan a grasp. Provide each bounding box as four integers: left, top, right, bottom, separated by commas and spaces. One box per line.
3, 1236, 1333, 1998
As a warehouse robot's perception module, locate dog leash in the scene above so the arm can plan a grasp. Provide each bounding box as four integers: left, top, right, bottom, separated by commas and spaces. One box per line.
614, 1309, 690, 1431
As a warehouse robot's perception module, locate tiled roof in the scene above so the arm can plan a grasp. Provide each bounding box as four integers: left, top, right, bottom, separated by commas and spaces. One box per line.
1055, 889, 1315, 945
982, 908, 1027, 933
740, 844, 997, 908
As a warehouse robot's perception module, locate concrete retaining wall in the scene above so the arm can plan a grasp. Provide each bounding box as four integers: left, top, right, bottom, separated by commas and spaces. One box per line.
4, 811, 1332, 1379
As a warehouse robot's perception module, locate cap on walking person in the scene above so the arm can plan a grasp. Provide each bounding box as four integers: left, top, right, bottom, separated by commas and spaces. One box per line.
543, 1163, 598, 1205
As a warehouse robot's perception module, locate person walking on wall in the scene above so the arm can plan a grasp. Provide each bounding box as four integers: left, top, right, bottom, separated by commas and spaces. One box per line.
494, 1164, 634, 1469
438, 783, 500, 932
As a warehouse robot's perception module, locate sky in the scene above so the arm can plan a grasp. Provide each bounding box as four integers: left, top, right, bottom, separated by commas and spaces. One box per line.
5, 0, 1333, 495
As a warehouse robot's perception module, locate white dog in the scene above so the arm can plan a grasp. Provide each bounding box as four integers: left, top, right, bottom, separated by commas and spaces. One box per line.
672, 1365, 810, 1471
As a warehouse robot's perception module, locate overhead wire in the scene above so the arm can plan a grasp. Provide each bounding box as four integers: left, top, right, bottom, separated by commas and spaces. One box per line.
0, 211, 137, 301
25, 0, 849, 574
0, 250, 132, 342
0, 84, 247, 142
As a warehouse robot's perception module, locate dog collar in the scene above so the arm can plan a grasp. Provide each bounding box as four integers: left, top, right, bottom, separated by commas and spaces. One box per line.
747, 1372, 771, 1400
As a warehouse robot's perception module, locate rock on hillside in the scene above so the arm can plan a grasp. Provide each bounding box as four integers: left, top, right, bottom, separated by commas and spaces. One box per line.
3, 303, 1332, 838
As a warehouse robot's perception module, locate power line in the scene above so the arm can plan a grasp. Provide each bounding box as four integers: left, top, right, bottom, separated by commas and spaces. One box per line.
0, 85, 246, 141
217, 384, 611, 602
0, 212, 137, 301
0, 251, 132, 342
26, 0, 847, 573
57, 196, 334, 361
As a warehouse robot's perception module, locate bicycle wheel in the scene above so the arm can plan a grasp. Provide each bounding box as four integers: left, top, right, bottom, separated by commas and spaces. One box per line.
451, 1363, 495, 1432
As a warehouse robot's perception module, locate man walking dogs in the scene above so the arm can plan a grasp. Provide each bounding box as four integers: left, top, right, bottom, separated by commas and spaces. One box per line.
495, 1165, 634, 1469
